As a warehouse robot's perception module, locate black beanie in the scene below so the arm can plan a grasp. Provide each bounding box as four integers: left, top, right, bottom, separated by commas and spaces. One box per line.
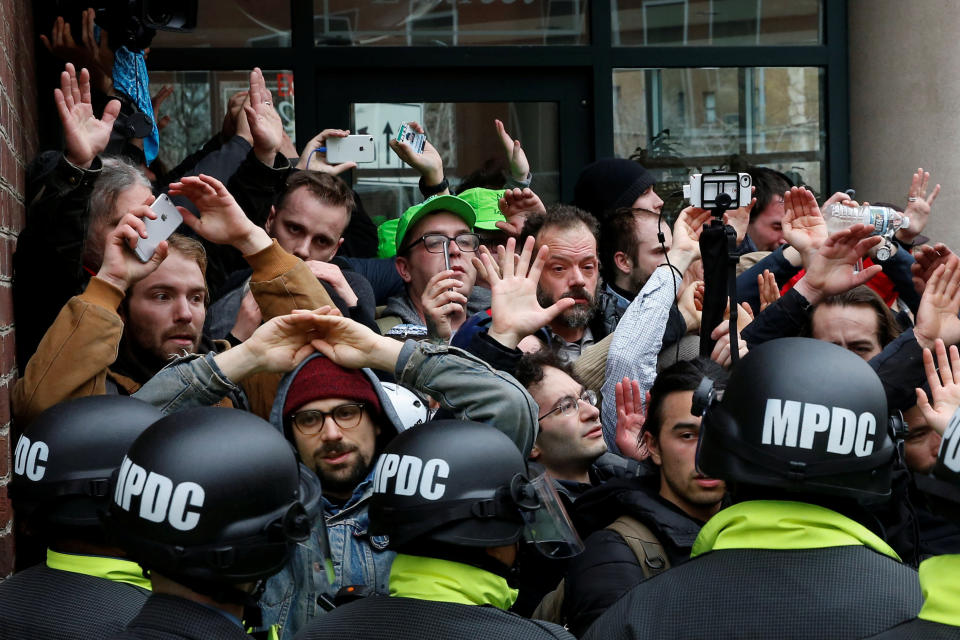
573, 158, 656, 222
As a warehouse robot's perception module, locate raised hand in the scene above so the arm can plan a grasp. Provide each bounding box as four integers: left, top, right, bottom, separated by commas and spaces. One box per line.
668, 207, 712, 277
221, 90, 250, 143
420, 269, 469, 341
723, 189, 755, 246
758, 269, 781, 312
916, 338, 960, 436
474, 236, 576, 349
243, 68, 284, 166
42, 10, 114, 95
306, 260, 358, 307
54, 63, 120, 168
793, 224, 883, 305
912, 243, 953, 295
677, 279, 703, 332
496, 188, 546, 237
151, 84, 174, 132
901, 167, 940, 245
96, 209, 167, 292
296, 128, 357, 174
388, 121, 446, 189
615, 378, 650, 461
495, 119, 530, 183
168, 174, 271, 255
298, 310, 404, 372
783, 187, 828, 266
710, 314, 750, 368
914, 254, 960, 349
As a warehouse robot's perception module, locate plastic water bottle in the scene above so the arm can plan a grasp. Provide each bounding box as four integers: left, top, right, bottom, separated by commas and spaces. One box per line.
824, 204, 909, 261
824, 204, 909, 236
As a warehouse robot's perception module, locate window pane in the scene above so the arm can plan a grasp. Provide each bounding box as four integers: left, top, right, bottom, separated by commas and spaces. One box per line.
151, 2, 291, 48
152, 70, 295, 171
613, 0, 821, 46
346, 102, 558, 223
613, 66, 824, 216
314, 0, 588, 46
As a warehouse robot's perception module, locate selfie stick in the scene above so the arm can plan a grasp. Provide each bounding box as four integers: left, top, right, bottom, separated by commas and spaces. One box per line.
698, 192, 741, 363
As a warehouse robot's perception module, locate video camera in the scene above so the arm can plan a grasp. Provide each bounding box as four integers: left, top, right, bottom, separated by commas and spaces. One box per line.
683, 172, 752, 212
55, 0, 197, 50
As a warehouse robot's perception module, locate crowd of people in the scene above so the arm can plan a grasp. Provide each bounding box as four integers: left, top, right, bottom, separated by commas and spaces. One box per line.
1, 9, 960, 640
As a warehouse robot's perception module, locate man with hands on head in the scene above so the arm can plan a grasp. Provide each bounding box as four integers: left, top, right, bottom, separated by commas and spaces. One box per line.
12, 172, 335, 425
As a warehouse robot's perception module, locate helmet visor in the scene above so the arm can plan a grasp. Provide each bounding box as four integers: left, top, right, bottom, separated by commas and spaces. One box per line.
513, 473, 584, 559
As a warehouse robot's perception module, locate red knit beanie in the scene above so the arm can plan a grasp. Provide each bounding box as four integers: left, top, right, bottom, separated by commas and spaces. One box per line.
283, 357, 382, 418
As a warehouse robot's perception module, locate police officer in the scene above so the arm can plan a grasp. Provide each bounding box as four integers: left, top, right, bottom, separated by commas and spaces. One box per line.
583, 338, 923, 640
0, 396, 163, 638
293, 420, 578, 640
869, 411, 960, 638
102, 407, 325, 640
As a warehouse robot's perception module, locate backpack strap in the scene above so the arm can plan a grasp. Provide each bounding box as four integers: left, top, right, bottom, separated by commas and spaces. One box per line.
606, 514, 671, 578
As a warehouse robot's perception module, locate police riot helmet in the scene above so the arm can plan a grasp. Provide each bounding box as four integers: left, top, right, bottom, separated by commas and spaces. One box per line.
10, 396, 164, 532
914, 411, 960, 517
103, 407, 326, 586
694, 338, 896, 502
369, 420, 582, 558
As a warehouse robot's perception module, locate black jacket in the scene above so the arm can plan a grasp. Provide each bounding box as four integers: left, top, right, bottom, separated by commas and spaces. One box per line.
582, 545, 922, 640
0, 562, 149, 638
110, 594, 251, 640
564, 475, 707, 635
292, 595, 575, 640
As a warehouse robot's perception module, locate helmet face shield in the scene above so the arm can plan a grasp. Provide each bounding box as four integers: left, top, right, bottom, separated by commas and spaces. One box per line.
512, 473, 584, 559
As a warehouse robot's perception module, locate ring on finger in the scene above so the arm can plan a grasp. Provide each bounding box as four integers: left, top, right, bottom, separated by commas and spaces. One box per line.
908, 197, 918, 202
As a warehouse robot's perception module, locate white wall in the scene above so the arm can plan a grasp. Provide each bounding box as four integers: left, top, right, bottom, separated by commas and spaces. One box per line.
848, 0, 960, 248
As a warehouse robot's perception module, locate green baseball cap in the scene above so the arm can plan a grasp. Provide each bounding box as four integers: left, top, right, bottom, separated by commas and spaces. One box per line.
457, 187, 507, 231
394, 194, 477, 253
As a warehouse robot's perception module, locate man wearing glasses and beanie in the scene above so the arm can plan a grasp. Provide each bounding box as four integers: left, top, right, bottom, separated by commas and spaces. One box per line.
378, 194, 480, 341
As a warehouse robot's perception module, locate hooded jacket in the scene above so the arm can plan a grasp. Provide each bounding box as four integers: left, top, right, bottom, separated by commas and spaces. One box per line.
260, 342, 539, 640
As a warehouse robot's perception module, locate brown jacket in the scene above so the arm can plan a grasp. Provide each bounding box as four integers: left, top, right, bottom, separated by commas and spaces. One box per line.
12, 240, 333, 426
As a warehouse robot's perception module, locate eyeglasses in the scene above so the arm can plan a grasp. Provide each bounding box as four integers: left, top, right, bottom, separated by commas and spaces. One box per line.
538, 390, 598, 421
289, 403, 366, 435
404, 233, 481, 254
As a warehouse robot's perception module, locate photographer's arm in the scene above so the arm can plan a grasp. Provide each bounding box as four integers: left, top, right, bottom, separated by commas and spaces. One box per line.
599, 207, 711, 453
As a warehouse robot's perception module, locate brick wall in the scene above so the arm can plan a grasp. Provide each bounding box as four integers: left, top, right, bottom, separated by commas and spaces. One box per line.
0, 0, 38, 577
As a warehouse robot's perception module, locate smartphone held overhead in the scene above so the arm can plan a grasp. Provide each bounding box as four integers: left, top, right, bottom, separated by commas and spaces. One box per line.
324, 135, 376, 164
134, 194, 183, 262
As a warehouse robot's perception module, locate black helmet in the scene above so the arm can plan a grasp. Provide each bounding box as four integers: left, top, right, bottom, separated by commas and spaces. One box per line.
915, 414, 960, 515
10, 396, 164, 532
695, 338, 896, 501
369, 420, 582, 558
103, 407, 322, 586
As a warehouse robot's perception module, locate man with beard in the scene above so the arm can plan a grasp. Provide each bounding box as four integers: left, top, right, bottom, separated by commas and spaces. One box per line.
520, 205, 616, 362
13, 174, 335, 425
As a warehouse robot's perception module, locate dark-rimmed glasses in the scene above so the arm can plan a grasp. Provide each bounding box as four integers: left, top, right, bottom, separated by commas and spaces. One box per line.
289, 403, 366, 435
403, 233, 481, 254
538, 390, 598, 421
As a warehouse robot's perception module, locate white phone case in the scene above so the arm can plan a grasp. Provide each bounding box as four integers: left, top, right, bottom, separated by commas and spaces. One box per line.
135, 193, 184, 262
325, 135, 376, 164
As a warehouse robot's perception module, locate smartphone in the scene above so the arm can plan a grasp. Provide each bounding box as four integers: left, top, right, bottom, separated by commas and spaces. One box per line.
325, 135, 376, 164
135, 194, 183, 263
395, 122, 425, 154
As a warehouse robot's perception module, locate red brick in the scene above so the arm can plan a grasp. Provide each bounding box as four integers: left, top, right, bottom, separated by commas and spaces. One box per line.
0, 486, 10, 530
0, 287, 11, 328
0, 334, 15, 376
0, 382, 9, 427
0, 434, 8, 479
